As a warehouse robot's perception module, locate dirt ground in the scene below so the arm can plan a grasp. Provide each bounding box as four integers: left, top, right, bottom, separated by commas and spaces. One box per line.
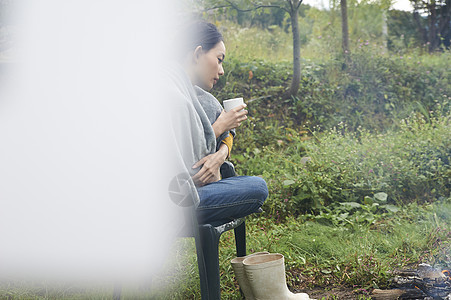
294, 287, 367, 299
289, 269, 371, 299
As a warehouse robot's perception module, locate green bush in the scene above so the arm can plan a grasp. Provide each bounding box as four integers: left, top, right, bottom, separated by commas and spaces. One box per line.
213, 50, 451, 132
231, 111, 450, 219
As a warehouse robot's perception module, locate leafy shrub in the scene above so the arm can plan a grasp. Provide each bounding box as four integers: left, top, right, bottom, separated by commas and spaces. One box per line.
213, 50, 451, 132
231, 111, 450, 219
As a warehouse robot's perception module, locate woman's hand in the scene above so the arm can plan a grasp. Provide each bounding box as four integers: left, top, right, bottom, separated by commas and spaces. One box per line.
212, 104, 248, 138
192, 145, 228, 186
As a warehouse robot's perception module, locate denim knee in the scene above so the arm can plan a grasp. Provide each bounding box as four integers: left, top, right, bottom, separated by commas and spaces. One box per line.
252, 176, 268, 206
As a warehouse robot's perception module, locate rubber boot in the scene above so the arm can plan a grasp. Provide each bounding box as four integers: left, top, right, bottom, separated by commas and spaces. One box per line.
231, 252, 270, 299
243, 253, 312, 300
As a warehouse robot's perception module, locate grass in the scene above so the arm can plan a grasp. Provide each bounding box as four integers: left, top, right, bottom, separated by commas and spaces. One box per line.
114, 200, 450, 299
219, 21, 293, 62
217, 18, 450, 64
217, 19, 343, 62
1, 197, 449, 299
3, 200, 449, 299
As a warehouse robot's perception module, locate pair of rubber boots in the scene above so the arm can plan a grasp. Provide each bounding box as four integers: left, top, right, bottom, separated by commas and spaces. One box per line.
231, 252, 312, 300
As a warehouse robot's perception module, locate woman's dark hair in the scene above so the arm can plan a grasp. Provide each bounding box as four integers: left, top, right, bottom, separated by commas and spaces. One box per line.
180, 21, 224, 54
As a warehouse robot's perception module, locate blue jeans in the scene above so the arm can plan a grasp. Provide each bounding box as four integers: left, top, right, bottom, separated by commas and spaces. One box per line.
196, 176, 268, 226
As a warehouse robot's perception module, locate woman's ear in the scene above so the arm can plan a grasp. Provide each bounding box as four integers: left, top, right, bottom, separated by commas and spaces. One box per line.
193, 45, 203, 63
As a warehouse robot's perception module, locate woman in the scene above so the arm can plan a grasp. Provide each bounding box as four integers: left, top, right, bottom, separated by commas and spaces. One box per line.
181, 21, 244, 185
169, 21, 268, 226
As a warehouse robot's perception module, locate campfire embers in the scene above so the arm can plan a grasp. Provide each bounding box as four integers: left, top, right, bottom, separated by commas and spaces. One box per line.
372, 264, 451, 300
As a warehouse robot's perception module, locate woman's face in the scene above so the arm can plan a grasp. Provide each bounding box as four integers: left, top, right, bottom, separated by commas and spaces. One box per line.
193, 41, 226, 91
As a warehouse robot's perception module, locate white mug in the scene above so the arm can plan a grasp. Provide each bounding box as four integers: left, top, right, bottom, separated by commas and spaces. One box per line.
223, 97, 244, 112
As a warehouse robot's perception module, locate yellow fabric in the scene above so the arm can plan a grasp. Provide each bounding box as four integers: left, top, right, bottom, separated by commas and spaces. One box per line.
221, 135, 234, 158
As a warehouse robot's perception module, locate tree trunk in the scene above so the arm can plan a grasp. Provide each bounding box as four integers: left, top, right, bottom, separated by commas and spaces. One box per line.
429, 0, 438, 52
413, 10, 428, 45
439, 0, 451, 49
341, 0, 350, 56
289, 1, 301, 97
382, 10, 388, 50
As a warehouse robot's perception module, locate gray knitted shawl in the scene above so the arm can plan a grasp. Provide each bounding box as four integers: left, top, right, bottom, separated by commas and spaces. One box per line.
194, 86, 235, 151
165, 62, 218, 207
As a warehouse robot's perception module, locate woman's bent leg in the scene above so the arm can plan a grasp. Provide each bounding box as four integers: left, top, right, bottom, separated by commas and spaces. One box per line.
196, 176, 268, 226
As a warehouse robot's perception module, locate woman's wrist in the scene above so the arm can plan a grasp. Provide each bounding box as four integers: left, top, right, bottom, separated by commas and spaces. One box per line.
217, 144, 229, 161
212, 120, 225, 139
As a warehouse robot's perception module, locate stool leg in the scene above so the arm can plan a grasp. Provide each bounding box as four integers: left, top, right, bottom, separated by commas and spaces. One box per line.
234, 221, 246, 257
199, 225, 222, 300
195, 237, 209, 299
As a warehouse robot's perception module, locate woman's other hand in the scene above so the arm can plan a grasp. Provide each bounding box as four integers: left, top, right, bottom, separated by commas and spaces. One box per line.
212, 104, 248, 137
192, 145, 228, 186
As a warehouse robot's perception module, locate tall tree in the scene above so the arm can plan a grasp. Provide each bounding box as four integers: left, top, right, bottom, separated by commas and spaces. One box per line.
341, 0, 350, 57
202, 0, 303, 97
411, 0, 451, 51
